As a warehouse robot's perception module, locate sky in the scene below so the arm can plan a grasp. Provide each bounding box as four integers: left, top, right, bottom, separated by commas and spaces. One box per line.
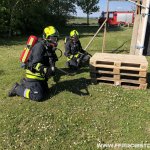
76, 0, 135, 17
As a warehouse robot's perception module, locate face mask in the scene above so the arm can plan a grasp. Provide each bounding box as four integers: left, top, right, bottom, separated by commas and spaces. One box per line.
71, 35, 79, 43
47, 36, 58, 43
45, 41, 57, 50
47, 42, 57, 48
46, 36, 58, 47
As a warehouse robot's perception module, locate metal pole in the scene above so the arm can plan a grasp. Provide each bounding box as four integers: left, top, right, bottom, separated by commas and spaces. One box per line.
102, 0, 109, 53
84, 19, 107, 51
138, 0, 150, 55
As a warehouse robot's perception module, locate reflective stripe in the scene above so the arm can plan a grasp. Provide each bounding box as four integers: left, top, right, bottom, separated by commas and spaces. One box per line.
22, 38, 34, 62
74, 53, 79, 58
35, 63, 42, 71
67, 57, 71, 61
28, 37, 34, 45
22, 48, 30, 62
24, 89, 30, 99
26, 69, 45, 80
43, 68, 47, 73
67, 53, 79, 61
26, 74, 45, 80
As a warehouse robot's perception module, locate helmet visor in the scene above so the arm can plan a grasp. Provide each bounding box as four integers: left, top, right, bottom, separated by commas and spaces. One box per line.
47, 36, 58, 43
71, 35, 79, 43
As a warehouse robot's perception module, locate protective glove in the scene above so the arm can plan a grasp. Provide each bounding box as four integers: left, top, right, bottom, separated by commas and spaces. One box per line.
40, 66, 55, 78
68, 55, 74, 59
84, 51, 92, 57
45, 67, 55, 78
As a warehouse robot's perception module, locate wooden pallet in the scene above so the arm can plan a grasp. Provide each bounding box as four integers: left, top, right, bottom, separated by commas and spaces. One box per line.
90, 53, 148, 89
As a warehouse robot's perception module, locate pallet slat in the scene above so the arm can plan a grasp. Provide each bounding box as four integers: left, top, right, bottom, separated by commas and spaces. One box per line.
90, 74, 146, 84
90, 67, 147, 77
91, 79, 147, 90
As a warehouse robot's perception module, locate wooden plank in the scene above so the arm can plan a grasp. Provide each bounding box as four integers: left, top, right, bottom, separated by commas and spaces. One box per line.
91, 79, 147, 90
91, 75, 146, 84
91, 69, 147, 77
92, 64, 147, 71
143, 8, 150, 55
90, 53, 148, 64
135, 0, 150, 55
130, 14, 141, 54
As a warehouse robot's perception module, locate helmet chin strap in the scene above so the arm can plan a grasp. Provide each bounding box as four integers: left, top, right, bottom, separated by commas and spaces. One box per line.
49, 42, 57, 47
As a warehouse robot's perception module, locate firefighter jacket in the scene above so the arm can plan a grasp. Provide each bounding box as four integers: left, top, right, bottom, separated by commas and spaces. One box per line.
26, 39, 58, 80
64, 38, 86, 58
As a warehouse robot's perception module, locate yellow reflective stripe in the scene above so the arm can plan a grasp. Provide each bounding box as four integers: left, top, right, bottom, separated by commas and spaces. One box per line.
24, 89, 30, 99
28, 37, 34, 45
67, 53, 79, 61
26, 74, 45, 80
22, 37, 34, 63
44, 68, 47, 73
26, 69, 45, 80
35, 63, 42, 71
22, 48, 30, 62
74, 53, 79, 58
26, 69, 41, 76
67, 57, 71, 61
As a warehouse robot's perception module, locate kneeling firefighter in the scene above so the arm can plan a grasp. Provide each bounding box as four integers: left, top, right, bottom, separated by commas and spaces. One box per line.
64, 30, 91, 70
8, 26, 59, 101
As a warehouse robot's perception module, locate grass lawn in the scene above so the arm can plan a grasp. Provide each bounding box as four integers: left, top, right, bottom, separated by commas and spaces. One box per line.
0, 27, 150, 150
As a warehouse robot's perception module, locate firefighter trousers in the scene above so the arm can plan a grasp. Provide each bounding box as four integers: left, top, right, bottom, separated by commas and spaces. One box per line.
15, 78, 49, 101
67, 54, 90, 69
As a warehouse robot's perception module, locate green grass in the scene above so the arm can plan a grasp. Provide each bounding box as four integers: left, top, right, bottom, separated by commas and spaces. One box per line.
0, 27, 150, 150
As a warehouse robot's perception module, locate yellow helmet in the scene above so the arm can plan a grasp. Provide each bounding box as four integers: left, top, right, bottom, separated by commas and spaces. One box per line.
70, 30, 79, 43
70, 30, 79, 37
43, 26, 59, 39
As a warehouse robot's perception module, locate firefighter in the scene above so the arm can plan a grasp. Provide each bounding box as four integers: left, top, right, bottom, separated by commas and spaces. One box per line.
8, 26, 59, 101
64, 30, 91, 70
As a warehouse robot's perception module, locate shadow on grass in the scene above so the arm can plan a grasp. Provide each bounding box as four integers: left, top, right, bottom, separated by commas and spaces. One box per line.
45, 77, 91, 101
106, 49, 129, 54
105, 40, 130, 54
146, 72, 150, 89
52, 67, 90, 83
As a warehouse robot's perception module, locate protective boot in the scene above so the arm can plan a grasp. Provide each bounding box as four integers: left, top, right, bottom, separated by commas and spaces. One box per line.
8, 83, 19, 97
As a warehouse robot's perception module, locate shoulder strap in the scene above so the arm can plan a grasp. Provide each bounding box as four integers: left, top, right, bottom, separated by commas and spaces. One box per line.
64, 36, 70, 44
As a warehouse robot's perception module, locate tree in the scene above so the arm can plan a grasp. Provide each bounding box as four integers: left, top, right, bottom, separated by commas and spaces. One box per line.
77, 0, 100, 25
0, 0, 24, 37
0, 0, 77, 36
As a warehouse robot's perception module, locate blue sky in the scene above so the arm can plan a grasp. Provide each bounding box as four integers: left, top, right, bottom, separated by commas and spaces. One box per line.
76, 0, 135, 17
